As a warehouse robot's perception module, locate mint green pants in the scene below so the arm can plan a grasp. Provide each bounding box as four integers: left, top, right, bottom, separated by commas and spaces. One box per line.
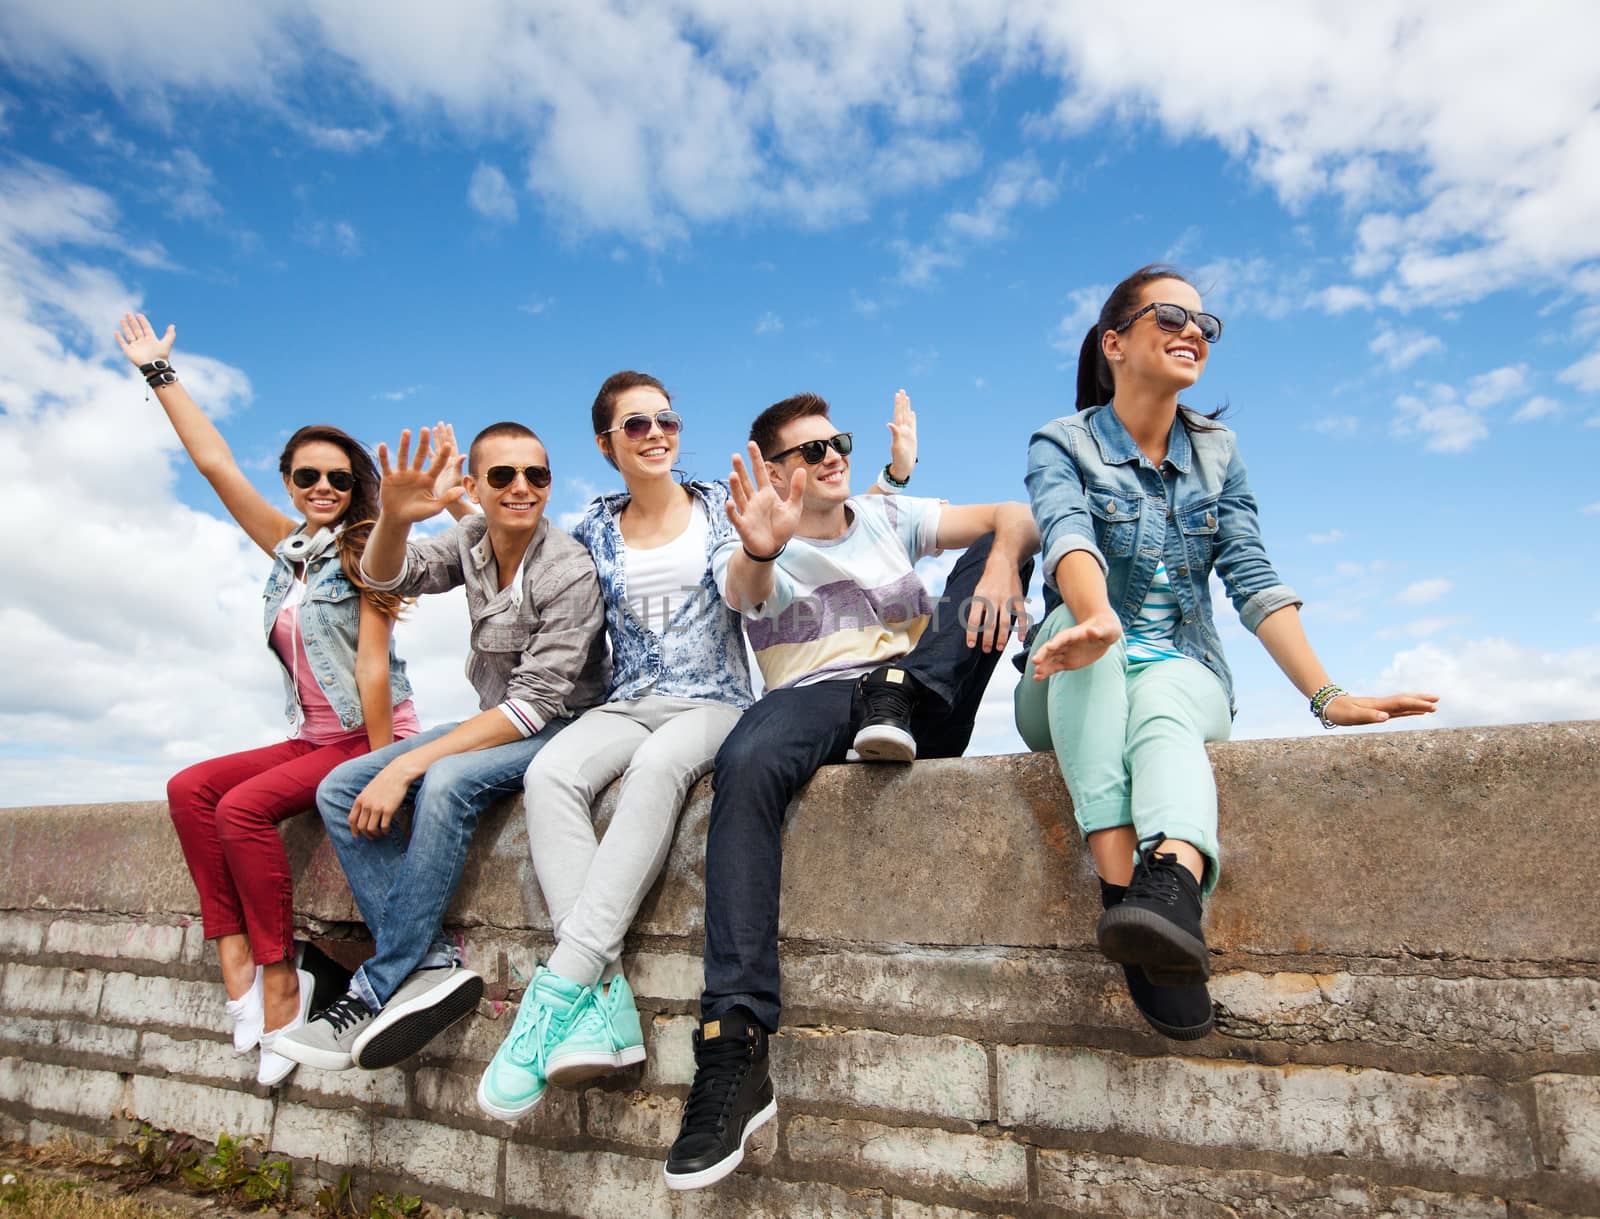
1014, 605, 1232, 895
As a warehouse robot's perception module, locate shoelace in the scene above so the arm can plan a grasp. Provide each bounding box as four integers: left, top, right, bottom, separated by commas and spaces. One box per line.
1127, 835, 1184, 906
505, 986, 588, 1068
678, 1033, 752, 1136
319, 993, 371, 1035
862, 677, 915, 724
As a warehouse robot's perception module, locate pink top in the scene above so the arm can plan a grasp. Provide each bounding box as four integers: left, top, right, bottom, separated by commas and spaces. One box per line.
270, 592, 420, 746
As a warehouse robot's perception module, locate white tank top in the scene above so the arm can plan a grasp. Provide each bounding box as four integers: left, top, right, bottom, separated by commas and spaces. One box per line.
624, 498, 709, 635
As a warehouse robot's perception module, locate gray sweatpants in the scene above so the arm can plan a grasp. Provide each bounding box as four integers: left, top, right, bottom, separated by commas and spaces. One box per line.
524, 694, 743, 987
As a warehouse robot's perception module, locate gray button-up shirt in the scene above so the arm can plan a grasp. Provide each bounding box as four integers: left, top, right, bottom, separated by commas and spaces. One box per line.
362, 514, 608, 734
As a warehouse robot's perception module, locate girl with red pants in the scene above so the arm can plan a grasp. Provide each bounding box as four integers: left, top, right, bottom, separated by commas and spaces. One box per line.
116, 313, 428, 1085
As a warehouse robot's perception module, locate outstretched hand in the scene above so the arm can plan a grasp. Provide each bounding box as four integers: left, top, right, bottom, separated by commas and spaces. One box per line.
1320, 691, 1439, 727
886, 388, 917, 481
428, 421, 467, 498
115, 313, 175, 369
725, 441, 805, 557
1031, 609, 1123, 678
377, 426, 465, 524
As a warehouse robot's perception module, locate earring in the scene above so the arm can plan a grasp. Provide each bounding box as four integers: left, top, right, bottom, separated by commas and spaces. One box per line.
1113, 355, 1124, 362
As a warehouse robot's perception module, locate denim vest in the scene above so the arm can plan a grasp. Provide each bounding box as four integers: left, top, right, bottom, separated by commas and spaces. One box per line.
571, 480, 754, 710
1025, 404, 1301, 712
262, 532, 414, 733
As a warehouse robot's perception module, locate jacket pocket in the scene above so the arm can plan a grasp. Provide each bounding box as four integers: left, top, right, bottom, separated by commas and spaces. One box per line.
1178, 500, 1220, 572
1087, 487, 1140, 559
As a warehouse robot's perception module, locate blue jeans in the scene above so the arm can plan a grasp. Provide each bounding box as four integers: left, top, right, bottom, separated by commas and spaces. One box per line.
701, 534, 1033, 1032
316, 719, 569, 1011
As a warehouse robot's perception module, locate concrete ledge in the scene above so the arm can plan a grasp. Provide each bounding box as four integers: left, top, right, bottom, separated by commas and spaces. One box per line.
2, 719, 1598, 1218
4, 720, 1595, 962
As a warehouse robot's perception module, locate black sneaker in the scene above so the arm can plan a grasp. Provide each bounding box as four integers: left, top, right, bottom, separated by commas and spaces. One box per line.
1095, 836, 1211, 986
1100, 880, 1214, 1040
663, 1008, 776, 1191
849, 665, 919, 762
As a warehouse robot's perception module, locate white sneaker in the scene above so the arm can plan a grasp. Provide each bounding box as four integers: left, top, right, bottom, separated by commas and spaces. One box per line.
225, 967, 264, 1054
257, 969, 316, 1087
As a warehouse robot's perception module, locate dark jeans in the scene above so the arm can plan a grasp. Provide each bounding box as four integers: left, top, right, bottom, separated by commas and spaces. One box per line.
701, 533, 1033, 1031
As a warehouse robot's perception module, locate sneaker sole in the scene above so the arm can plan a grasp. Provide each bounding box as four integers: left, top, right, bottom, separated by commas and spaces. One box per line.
474, 1069, 546, 1122
1097, 905, 1211, 984
849, 723, 917, 763
662, 1097, 778, 1191
354, 972, 485, 1070
545, 1044, 646, 1088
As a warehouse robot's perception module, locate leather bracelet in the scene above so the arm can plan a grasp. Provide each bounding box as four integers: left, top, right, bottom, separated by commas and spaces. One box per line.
742, 543, 785, 563
146, 370, 178, 387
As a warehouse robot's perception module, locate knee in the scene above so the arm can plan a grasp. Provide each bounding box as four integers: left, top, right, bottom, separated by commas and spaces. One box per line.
523, 753, 589, 809
166, 765, 208, 820
214, 793, 268, 847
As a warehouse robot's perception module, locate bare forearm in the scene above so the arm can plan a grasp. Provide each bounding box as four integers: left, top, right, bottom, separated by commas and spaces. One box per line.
989, 502, 1040, 564
363, 515, 413, 583
1254, 604, 1332, 698
724, 551, 777, 613
1054, 550, 1114, 622
385, 709, 521, 783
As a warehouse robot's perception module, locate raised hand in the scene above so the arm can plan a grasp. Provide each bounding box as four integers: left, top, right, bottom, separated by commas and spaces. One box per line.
376, 426, 464, 524
1320, 691, 1439, 727
1031, 609, 1123, 678
428, 421, 467, 498
886, 388, 917, 482
725, 441, 806, 557
114, 312, 175, 369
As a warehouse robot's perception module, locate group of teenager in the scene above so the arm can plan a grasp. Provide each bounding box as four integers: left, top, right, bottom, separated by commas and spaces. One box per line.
117, 263, 1436, 1192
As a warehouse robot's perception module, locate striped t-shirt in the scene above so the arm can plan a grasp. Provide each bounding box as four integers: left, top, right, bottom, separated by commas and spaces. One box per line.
712, 495, 944, 690
1124, 561, 1187, 664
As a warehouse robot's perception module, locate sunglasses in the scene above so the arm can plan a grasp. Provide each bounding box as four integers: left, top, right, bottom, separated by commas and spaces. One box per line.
767, 432, 854, 465
290, 467, 355, 492
603, 410, 683, 441
483, 464, 552, 490
1116, 302, 1224, 344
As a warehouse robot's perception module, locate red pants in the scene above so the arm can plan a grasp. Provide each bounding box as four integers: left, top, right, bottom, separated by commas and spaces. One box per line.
166, 735, 374, 964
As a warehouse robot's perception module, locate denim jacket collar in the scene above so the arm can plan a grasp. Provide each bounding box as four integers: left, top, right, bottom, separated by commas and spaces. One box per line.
1088, 403, 1194, 475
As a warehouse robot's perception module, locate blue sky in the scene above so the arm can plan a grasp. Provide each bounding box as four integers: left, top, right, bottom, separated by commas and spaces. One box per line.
1, 3, 1597, 805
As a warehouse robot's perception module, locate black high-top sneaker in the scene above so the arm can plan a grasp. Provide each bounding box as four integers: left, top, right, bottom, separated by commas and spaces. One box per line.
849, 665, 920, 762
663, 1008, 776, 1191
1100, 880, 1214, 1040
1095, 835, 1211, 985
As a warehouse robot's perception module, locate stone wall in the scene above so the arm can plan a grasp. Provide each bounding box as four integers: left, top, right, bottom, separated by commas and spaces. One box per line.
2, 719, 1597, 1217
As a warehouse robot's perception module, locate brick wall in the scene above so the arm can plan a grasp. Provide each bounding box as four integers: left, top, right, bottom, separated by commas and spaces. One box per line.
2, 719, 1597, 1217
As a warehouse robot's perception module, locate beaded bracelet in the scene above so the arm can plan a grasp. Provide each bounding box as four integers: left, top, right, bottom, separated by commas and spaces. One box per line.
1310, 683, 1347, 729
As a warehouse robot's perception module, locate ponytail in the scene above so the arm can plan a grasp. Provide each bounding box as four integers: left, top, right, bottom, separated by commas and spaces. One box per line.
1075, 325, 1111, 410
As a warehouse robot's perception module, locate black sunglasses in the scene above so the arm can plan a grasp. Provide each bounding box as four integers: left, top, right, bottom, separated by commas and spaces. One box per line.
768, 432, 854, 465
603, 410, 683, 441
291, 466, 355, 492
1115, 302, 1224, 344
483, 464, 552, 490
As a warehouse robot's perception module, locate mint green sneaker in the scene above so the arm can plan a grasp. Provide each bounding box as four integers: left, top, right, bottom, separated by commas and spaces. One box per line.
475, 967, 587, 1121
545, 973, 646, 1087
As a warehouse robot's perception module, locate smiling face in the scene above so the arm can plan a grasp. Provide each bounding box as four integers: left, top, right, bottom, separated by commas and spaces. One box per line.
599, 385, 678, 484
1103, 277, 1210, 393
283, 439, 355, 531
767, 413, 851, 509
464, 434, 551, 534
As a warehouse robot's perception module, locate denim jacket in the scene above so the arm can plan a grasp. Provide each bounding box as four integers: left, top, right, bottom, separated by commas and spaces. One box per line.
1025, 404, 1301, 711
571, 480, 754, 710
262, 533, 413, 733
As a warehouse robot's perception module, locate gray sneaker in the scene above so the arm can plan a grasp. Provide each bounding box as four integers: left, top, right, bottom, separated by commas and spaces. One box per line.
271, 992, 374, 1071
353, 964, 484, 1070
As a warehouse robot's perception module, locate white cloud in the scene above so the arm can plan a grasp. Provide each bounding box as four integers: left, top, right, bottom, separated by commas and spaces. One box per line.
1394, 578, 1452, 605
518, 296, 555, 315
298, 120, 388, 152
892, 155, 1059, 286
1320, 284, 1373, 314
375, 385, 421, 402
1369, 324, 1443, 371
1559, 345, 1600, 392
1464, 364, 1529, 408
1377, 615, 1466, 640
297, 217, 361, 256
1376, 639, 1600, 729
467, 163, 518, 224
1582, 501, 1600, 515
1510, 395, 1562, 423
754, 311, 783, 335
1053, 284, 1109, 354
1307, 529, 1344, 545
1310, 415, 1360, 437
1392, 389, 1486, 453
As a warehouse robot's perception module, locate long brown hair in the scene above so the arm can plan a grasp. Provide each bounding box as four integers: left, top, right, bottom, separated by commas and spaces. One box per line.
278, 425, 407, 619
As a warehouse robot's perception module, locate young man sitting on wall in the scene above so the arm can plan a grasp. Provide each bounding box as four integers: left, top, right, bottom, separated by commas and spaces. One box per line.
663, 392, 1038, 1189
